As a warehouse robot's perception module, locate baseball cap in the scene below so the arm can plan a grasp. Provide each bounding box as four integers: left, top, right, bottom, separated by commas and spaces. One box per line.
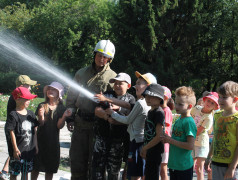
44, 82, 64, 99
203, 92, 219, 110
16, 75, 37, 87
109, 73, 131, 85
12, 87, 37, 100
163, 86, 172, 99
135, 71, 157, 85
142, 83, 164, 104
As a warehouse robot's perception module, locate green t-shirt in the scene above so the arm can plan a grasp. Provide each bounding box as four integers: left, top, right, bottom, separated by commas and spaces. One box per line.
168, 116, 197, 170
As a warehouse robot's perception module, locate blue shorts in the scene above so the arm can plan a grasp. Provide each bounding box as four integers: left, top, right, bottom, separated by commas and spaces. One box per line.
9, 158, 34, 176
127, 140, 145, 177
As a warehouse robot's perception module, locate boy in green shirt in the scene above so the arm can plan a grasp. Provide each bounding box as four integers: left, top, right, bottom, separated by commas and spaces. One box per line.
161, 86, 197, 180
205, 81, 238, 180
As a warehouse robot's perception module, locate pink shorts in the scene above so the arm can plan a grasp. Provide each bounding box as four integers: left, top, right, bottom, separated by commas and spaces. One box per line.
161, 152, 169, 163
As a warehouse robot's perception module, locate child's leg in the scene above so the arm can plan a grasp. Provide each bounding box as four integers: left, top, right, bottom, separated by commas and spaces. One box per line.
9, 175, 16, 180
20, 173, 28, 180
45, 173, 53, 180
107, 141, 124, 179
144, 160, 160, 180
160, 163, 168, 180
31, 170, 39, 180
196, 157, 205, 180
2, 157, 10, 173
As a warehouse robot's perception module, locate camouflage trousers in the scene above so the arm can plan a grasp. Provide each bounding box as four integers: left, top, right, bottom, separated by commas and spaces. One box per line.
91, 135, 124, 180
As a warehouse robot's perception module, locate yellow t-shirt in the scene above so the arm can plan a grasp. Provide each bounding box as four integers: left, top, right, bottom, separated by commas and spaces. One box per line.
212, 111, 238, 164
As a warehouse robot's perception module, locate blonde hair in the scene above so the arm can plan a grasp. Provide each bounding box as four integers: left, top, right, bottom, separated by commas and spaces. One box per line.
175, 86, 196, 106
217, 81, 238, 97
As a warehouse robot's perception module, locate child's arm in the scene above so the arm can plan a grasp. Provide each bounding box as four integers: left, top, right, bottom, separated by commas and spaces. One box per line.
205, 140, 213, 172
95, 93, 132, 110
140, 123, 163, 159
224, 123, 238, 179
162, 134, 195, 150
37, 105, 45, 126
9, 130, 21, 160
196, 126, 205, 136
57, 109, 72, 129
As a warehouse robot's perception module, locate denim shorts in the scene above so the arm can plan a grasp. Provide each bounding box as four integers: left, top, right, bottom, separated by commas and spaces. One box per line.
127, 140, 145, 177
9, 158, 33, 176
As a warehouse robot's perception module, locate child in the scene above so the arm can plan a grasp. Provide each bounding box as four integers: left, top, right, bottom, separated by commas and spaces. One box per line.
5, 87, 38, 180
92, 73, 136, 180
205, 81, 238, 180
2, 75, 37, 180
31, 82, 71, 180
140, 83, 165, 180
105, 71, 157, 180
0, 75, 37, 180
161, 86, 197, 180
191, 92, 219, 180
160, 86, 174, 180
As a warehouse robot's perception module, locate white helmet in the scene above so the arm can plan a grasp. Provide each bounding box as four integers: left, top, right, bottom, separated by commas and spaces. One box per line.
94, 40, 115, 59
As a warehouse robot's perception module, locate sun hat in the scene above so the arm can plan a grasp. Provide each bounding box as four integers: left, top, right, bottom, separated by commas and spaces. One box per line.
135, 71, 157, 85
163, 86, 172, 99
44, 82, 64, 99
203, 92, 219, 110
142, 83, 164, 104
12, 87, 37, 100
15, 75, 37, 87
109, 73, 131, 85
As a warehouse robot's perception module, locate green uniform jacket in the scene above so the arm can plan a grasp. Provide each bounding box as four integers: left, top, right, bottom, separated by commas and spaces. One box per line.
66, 63, 117, 121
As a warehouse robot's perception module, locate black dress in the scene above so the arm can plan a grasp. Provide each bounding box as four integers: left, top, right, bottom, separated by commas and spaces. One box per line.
33, 102, 66, 173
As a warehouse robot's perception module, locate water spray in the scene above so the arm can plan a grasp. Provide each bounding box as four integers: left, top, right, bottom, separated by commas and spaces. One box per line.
0, 30, 97, 102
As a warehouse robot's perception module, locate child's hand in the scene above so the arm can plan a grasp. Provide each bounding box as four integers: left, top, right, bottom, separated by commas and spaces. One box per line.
160, 133, 171, 144
204, 158, 212, 173
64, 109, 72, 118
140, 147, 147, 159
106, 108, 114, 115
13, 148, 21, 160
94, 92, 108, 102
38, 106, 45, 118
67, 122, 74, 132
111, 104, 120, 111
224, 166, 235, 179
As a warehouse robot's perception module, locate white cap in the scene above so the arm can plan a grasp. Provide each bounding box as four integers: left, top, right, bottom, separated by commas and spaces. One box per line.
109, 73, 131, 85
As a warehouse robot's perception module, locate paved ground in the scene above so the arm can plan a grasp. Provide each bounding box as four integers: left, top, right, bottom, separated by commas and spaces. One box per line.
0, 121, 208, 180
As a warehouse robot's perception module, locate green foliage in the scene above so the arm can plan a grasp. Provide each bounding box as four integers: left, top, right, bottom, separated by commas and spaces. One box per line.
0, 3, 34, 32
1, 0, 238, 97
0, 71, 19, 92
23, 0, 117, 74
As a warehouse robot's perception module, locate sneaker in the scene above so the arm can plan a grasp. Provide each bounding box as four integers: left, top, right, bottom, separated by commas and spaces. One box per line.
0, 171, 9, 180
